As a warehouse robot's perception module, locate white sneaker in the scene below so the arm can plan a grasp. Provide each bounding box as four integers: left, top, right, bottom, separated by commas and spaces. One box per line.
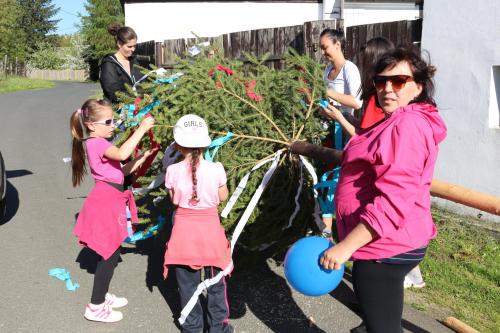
105, 293, 128, 308
84, 303, 123, 322
404, 276, 426, 289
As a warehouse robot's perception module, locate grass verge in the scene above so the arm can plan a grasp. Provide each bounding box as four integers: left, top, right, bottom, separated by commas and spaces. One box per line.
409, 207, 499, 333
0, 75, 54, 94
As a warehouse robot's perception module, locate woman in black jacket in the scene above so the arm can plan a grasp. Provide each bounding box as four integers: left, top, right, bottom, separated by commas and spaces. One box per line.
100, 25, 143, 104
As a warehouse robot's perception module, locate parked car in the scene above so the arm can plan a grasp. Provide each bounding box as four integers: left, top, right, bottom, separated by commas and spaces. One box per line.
0, 151, 6, 219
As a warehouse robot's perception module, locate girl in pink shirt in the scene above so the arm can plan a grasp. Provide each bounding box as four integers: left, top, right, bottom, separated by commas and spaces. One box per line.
70, 99, 155, 323
163, 114, 233, 333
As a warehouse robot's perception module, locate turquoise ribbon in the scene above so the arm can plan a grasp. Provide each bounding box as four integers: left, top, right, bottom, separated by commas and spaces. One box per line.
314, 167, 341, 217
48, 268, 80, 291
124, 99, 161, 127
318, 98, 329, 109
154, 76, 179, 84
204, 132, 235, 162
125, 215, 167, 243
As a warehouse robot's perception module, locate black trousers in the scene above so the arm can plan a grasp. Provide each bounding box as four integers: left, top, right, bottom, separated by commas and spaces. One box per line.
90, 248, 121, 304
352, 260, 418, 333
175, 265, 231, 333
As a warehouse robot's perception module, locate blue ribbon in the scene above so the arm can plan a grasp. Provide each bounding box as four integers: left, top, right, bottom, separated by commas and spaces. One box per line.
318, 98, 329, 109
205, 132, 235, 162
48, 268, 80, 291
125, 215, 167, 243
154, 75, 179, 84
314, 167, 341, 217
123, 99, 161, 127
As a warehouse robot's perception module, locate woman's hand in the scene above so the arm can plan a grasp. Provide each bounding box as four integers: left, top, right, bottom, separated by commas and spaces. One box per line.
319, 104, 343, 121
142, 146, 159, 159
139, 115, 155, 132
320, 242, 353, 270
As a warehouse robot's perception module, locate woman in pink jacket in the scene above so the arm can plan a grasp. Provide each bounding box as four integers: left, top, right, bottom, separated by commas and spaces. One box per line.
70, 99, 155, 322
320, 47, 447, 333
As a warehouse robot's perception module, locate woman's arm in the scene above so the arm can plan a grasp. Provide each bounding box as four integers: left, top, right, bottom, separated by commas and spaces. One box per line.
319, 104, 356, 137
320, 222, 377, 270
327, 89, 362, 110
100, 61, 120, 103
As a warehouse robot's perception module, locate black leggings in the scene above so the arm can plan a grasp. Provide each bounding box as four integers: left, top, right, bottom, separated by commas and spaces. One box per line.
90, 248, 121, 304
352, 260, 418, 333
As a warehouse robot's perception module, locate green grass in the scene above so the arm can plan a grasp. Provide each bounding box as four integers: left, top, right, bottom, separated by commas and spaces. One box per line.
416, 208, 500, 333
341, 207, 499, 332
0, 75, 54, 94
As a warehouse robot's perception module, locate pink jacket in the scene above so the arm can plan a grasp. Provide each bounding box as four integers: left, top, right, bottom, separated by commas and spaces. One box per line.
335, 103, 447, 260
163, 207, 231, 278
74, 181, 138, 260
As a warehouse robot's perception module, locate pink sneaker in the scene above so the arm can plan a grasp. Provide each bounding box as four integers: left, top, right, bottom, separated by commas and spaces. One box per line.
105, 293, 128, 308
84, 303, 123, 322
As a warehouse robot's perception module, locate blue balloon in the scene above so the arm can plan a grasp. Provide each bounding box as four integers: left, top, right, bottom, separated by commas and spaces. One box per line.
284, 236, 344, 296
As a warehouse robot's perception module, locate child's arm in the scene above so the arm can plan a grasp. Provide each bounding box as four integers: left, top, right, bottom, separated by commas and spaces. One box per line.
121, 147, 159, 176
218, 184, 229, 202
104, 116, 155, 161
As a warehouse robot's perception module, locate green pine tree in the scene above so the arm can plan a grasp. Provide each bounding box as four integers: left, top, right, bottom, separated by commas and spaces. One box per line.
119, 45, 330, 257
0, 0, 27, 60
18, 0, 60, 52
80, 0, 124, 80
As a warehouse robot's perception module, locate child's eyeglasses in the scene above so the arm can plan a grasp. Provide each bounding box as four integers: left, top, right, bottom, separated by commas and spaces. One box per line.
373, 75, 414, 92
93, 119, 115, 126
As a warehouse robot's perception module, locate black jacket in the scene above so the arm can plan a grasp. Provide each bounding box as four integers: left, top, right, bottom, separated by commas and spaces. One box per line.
99, 54, 143, 103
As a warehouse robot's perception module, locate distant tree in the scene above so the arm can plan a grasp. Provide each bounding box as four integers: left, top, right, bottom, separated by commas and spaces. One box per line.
18, 0, 60, 53
0, 0, 27, 60
80, 0, 124, 80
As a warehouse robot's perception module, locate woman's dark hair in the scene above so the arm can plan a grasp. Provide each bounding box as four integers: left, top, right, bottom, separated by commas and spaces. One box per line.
371, 47, 437, 106
359, 37, 394, 102
320, 28, 345, 51
107, 24, 137, 45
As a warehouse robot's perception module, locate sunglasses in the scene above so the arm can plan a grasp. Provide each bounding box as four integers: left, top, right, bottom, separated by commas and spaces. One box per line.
373, 75, 414, 92
93, 119, 115, 126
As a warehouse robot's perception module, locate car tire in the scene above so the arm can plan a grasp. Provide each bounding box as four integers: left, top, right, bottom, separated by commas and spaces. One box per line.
0, 151, 6, 219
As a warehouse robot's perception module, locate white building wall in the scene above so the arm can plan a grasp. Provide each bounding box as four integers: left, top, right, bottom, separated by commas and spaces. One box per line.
125, 2, 322, 42
126, 1, 421, 42
342, 2, 420, 27
421, 0, 500, 222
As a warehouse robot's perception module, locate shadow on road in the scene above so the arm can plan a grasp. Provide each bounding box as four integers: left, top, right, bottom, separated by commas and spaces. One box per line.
1, 169, 33, 225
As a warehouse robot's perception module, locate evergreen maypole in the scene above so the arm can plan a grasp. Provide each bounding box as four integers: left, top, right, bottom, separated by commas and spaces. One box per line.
119, 46, 330, 256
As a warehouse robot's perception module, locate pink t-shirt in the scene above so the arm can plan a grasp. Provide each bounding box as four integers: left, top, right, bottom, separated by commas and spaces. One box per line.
85, 137, 124, 184
165, 159, 227, 209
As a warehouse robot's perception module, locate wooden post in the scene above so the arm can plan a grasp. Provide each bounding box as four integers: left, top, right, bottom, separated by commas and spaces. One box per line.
442, 316, 480, 333
289, 141, 500, 215
431, 179, 500, 215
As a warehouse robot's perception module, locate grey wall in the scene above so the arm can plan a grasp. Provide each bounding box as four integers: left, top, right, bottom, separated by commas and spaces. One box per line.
421, 0, 500, 222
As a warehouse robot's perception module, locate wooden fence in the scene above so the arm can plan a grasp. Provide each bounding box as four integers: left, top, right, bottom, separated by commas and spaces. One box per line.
26, 69, 88, 81
0, 55, 26, 77
135, 19, 422, 69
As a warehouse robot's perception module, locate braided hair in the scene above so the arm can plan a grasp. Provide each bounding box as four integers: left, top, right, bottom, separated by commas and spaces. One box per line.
190, 148, 203, 203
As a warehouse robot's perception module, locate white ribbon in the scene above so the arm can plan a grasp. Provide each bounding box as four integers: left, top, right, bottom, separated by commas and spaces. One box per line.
221, 153, 281, 218
283, 161, 304, 230
299, 155, 323, 230
178, 150, 282, 325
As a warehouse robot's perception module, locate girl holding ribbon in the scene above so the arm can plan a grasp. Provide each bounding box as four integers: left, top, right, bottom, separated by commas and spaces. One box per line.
70, 99, 155, 322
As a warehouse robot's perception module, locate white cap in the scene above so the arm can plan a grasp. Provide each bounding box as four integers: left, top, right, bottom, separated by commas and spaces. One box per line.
173, 114, 211, 148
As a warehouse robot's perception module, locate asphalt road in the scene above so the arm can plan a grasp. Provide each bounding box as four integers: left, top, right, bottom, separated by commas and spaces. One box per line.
0, 82, 453, 333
